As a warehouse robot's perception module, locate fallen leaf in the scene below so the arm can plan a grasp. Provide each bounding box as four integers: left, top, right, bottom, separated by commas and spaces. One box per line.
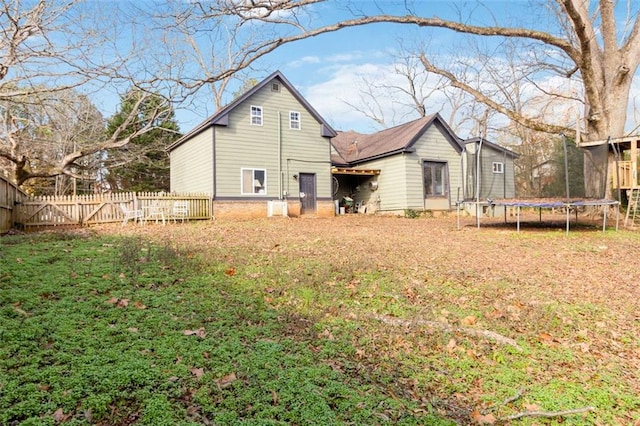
168, 376, 179, 382
52, 407, 70, 423
183, 327, 206, 338
446, 338, 457, 353
538, 332, 553, 343
133, 301, 146, 310
215, 372, 237, 388
524, 403, 542, 411
461, 315, 477, 326
225, 267, 236, 276
471, 409, 496, 424
127, 327, 139, 333
317, 329, 335, 340
190, 367, 204, 379
16, 258, 23, 263
116, 298, 129, 308
12, 305, 28, 316
272, 389, 278, 405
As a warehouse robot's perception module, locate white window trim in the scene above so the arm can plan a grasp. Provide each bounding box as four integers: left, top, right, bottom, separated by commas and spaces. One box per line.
289, 111, 301, 130
250, 105, 263, 126
492, 162, 504, 174
240, 168, 267, 195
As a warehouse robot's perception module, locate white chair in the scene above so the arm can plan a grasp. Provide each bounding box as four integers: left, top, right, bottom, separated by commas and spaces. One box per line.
121, 204, 144, 226
169, 201, 189, 223
143, 200, 166, 225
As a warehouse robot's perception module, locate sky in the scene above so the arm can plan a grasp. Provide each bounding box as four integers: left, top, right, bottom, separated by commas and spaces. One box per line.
96, 0, 640, 139
171, 1, 528, 135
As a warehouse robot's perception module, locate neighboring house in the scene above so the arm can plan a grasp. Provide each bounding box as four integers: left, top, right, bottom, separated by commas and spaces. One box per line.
168, 71, 337, 218
461, 137, 518, 217
462, 137, 518, 200
330, 114, 464, 214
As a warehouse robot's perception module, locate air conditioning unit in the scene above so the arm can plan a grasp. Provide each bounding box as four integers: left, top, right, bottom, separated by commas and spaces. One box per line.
267, 200, 288, 217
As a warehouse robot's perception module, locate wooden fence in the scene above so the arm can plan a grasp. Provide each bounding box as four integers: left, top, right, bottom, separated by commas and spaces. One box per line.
0, 174, 27, 233
15, 192, 211, 229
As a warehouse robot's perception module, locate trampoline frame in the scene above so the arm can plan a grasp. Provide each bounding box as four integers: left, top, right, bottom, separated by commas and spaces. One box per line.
457, 198, 620, 234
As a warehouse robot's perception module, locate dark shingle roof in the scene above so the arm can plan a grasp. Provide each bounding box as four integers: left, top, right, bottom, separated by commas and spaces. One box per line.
463, 137, 519, 158
331, 114, 462, 165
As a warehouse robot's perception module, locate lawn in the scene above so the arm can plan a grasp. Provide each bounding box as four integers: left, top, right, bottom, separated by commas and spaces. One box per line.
1, 214, 639, 425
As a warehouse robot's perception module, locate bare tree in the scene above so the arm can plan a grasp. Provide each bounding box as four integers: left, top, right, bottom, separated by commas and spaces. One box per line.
0, 0, 178, 188
175, 0, 639, 197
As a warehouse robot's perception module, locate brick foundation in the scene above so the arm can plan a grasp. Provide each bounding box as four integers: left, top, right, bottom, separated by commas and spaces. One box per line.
213, 200, 335, 219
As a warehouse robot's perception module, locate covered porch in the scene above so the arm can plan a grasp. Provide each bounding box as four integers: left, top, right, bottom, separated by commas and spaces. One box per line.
331, 167, 380, 214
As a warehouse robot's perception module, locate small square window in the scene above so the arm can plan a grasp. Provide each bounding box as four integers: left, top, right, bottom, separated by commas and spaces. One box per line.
290, 111, 300, 130
250, 106, 263, 126
492, 162, 504, 174
241, 168, 267, 195
271, 82, 280, 92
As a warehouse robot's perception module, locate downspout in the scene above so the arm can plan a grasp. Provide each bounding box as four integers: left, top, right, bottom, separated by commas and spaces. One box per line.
212, 127, 216, 219
476, 137, 483, 228
278, 112, 282, 200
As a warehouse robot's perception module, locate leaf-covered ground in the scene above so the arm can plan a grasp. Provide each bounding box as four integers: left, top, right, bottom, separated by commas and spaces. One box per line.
2, 213, 639, 425
116, 213, 640, 424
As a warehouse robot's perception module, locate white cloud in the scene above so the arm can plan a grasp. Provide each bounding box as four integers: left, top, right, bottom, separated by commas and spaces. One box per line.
287, 55, 321, 68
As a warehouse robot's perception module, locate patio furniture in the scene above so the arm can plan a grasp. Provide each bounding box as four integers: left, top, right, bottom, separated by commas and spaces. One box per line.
143, 201, 166, 225
169, 200, 189, 223
120, 204, 144, 226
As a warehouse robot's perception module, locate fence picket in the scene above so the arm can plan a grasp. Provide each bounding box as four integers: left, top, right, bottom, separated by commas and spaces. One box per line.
13, 191, 212, 229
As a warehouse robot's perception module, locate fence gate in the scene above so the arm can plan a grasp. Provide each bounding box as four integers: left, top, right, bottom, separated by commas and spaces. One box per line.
14, 192, 211, 229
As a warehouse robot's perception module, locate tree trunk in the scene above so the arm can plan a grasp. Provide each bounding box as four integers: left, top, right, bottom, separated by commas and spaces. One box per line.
582, 57, 634, 199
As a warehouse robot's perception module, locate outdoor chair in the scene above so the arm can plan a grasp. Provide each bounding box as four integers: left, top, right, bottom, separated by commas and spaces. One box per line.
169, 201, 189, 223
120, 204, 144, 226
143, 200, 166, 225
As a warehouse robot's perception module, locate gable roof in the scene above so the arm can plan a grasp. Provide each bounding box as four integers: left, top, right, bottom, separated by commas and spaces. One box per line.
168, 70, 336, 151
463, 137, 519, 158
331, 113, 462, 165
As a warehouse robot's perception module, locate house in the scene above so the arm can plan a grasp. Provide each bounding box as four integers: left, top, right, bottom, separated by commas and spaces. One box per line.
330, 114, 464, 214
461, 137, 518, 217
168, 71, 337, 218
462, 137, 518, 200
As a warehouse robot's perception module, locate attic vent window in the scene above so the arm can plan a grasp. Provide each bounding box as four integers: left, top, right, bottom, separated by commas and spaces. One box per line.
271, 82, 280, 92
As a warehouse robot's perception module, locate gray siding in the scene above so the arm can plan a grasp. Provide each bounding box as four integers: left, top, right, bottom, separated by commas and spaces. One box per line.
215, 80, 332, 200
407, 125, 462, 210
355, 155, 409, 212
466, 144, 516, 199
347, 126, 462, 213
170, 128, 213, 194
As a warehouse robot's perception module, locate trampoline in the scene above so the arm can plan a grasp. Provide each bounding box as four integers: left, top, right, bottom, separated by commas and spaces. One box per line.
458, 198, 620, 234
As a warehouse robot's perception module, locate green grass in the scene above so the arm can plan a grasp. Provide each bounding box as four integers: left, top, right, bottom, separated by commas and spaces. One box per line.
0, 233, 452, 425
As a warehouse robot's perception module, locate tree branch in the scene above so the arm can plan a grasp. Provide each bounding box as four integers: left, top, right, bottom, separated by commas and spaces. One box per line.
499, 405, 596, 421
419, 53, 570, 135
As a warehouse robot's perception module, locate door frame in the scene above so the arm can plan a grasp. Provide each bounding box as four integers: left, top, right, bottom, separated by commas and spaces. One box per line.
298, 172, 317, 214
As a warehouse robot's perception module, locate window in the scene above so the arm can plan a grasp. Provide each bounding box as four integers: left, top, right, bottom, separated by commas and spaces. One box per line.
423, 161, 448, 197
290, 111, 301, 130
492, 162, 504, 174
271, 82, 280, 92
250, 106, 263, 126
241, 168, 266, 195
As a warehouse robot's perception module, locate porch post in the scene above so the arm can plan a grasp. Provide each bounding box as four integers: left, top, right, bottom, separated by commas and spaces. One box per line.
632, 139, 638, 189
